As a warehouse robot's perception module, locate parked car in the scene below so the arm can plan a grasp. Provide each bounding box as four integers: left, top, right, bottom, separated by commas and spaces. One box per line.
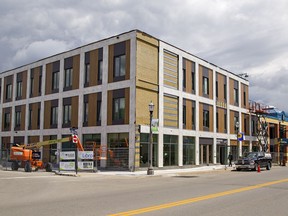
235, 152, 272, 171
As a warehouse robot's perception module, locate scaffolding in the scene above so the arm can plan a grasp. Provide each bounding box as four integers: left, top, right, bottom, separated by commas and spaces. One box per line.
249, 101, 269, 152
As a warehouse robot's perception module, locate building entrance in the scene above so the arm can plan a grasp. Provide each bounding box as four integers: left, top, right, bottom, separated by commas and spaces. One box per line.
200, 144, 213, 165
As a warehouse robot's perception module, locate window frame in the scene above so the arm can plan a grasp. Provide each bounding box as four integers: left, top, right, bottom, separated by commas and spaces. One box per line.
203, 110, 209, 128
114, 55, 126, 78
63, 104, 72, 124
112, 97, 125, 122
64, 68, 73, 88
203, 77, 209, 95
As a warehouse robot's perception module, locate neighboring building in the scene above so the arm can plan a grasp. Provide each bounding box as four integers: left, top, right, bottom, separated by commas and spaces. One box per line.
249, 104, 288, 165
0, 29, 259, 170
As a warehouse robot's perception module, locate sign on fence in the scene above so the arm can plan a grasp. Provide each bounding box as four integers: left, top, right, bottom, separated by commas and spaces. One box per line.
78, 161, 94, 170
78, 151, 93, 160
60, 162, 75, 171
60, 151, 75, 160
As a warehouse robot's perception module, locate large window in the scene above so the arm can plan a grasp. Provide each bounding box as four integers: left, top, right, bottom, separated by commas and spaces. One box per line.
4, 113, 11, 129
140, 134, 158, 167
203, 77, 209, 95
16, 81, 22, 98
52, 71, 59, 90
98, 60, 103, 81
183, 104, 186, 128
85, 63, 90, 84
30, 77, 34, 96
234, 116, 239, 132
51, 106, 58, 125
63, 105, 71, 124
28, 109, 32, 128
192, 106, 195, 129
83, 102, 88, 124
6, 84, 12, 100
15, 111, 21, 127
203, 110, 209, 128
64, 68, 73, 88
114, 55, 126, 77
163, 135, 178, 166
183, 136, 195, 165
234, 88, 239, 105
113, 97, 125, 121
107, 133, 129, 168
97, 100, 101, 122
182, 68, 186, 89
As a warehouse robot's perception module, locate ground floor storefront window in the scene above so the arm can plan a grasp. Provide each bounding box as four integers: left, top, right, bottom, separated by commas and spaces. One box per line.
140, 134, 158, 167
82, 134, 101, 150
163, 135, 178, 166
107, 133, 129, 169
183, 136, 195, 165
216, 139, 227, 165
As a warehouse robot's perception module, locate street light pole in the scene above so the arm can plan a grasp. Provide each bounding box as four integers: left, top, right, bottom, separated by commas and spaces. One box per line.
147, 101, 154, 175
236, 121, 239, 161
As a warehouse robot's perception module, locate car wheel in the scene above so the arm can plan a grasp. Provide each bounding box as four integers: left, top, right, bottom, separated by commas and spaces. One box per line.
236, 168, 241, 171
266, 162, 271, 170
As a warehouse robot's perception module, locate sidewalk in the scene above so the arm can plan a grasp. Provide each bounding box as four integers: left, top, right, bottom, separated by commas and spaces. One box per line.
54, 165, 234, 177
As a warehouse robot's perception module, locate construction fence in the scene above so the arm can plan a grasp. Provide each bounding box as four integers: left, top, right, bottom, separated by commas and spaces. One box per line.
0, 146, 130, 172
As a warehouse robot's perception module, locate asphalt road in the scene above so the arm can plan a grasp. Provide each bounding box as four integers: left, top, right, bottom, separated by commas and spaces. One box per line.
0, 166, 287, 216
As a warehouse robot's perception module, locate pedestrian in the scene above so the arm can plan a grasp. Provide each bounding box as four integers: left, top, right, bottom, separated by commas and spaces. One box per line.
228, 152, 233, 167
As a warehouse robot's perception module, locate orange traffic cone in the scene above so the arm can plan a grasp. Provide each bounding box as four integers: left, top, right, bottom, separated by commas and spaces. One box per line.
257, 164, 261, 173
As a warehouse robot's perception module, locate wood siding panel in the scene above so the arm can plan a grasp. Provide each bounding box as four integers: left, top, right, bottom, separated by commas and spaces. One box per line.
108, 45, 114, 83
88, 93, 97, 126
209, 105, 213, 132
198, 66, 203, 97
186, 99, 192, 130
71, 96, 79, 127
135, 88, 158, 125
90, 50, 98, 86
125, 40, 130, 80
136, 39, 159, 87
208, 69, 213, 100
45, 63, 52, 95
20, 105, 26, 131
72, 55, 80, 90
230, 110, 235, 134
163, 96, 178, 128
217, 108, 225, 133
199, 103, 203, 131
163, 51, 178, 90
44, 100, 51, 129
229, 78, 234, 106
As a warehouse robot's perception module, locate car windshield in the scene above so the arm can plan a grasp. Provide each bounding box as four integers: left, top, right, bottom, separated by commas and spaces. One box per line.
247, 153, 257, 159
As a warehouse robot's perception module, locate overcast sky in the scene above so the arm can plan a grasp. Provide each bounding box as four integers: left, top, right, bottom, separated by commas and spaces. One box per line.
1, 0, 287, 112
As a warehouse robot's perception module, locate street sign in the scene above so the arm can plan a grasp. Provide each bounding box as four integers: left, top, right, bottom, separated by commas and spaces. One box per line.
237, 132, 244, 141
72, 135, 78, 143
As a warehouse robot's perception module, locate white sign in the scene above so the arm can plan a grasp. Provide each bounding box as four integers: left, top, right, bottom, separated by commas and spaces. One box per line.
78, 161, 94, 170
60, 151, 75, 160
60, 162, 75, 171
13, 152, 23, 156
78, 151, 93, 160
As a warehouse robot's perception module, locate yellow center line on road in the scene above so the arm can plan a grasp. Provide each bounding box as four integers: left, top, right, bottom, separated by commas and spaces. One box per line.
108, 178, 288, 216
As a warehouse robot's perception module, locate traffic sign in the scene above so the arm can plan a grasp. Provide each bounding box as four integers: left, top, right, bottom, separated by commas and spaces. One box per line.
72, 135, 78, 143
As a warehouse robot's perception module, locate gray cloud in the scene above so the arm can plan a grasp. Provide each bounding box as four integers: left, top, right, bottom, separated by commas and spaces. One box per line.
0, 0, 287, 112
